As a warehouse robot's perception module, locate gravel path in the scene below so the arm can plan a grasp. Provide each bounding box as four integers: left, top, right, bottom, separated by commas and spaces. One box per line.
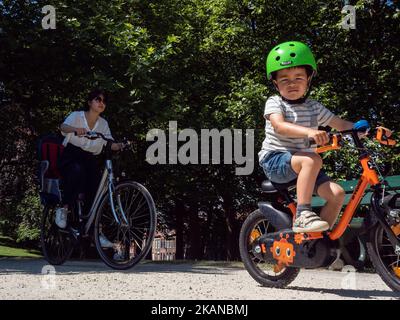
0, 258, 399, 300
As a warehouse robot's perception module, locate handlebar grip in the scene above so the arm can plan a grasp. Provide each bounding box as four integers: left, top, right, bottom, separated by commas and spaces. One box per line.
74, 131, 88, 136
73, 131, 90, 135
304, 134, 335, 148
304, 138, 316, 148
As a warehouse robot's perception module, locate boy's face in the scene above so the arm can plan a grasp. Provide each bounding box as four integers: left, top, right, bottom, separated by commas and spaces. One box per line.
273, 67, 309, 100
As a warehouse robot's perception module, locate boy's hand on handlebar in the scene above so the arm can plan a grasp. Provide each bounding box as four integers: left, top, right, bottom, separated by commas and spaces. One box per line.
307, 129, 329, 146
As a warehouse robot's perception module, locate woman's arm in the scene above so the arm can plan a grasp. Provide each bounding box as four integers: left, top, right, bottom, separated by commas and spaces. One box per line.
60, 123, 86, 135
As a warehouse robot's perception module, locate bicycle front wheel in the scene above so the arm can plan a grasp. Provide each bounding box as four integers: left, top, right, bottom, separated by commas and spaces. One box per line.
94, 181, 157, 270
367, 223, 400, 291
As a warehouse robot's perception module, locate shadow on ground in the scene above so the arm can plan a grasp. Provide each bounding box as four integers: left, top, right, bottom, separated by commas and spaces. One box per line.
0, 257, 242, 276
286, 285, 400, 299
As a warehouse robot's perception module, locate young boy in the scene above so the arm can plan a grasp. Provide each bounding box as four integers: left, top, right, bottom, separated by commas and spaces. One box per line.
259, 41, 365, 233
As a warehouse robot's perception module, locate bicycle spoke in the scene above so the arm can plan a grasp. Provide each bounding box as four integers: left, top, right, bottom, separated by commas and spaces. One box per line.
128, 226, 151, 232
129, 228, 145, 241
129, 230, 146, 246
129, 198, 147, 218
129, 205, 149, 218
122, 188, 132, 213
130, 237, 144, 252
125, 189, 140, 216
130, 212, 151, 221
389, 259, 400, 267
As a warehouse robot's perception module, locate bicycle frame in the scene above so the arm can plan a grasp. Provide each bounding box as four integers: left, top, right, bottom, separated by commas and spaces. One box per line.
83, 162, 110, 234
284, 129, 400, 249
329, 155, 379, 240
76, 135, 129, 235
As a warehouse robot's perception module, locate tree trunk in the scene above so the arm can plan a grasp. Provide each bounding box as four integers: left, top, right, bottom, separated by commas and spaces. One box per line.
187, 202, 201, 259
174, 199, 185, 260
222, 195, 239, 261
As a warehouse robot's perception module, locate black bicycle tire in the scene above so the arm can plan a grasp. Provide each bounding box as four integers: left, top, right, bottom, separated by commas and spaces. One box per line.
239, 209, 300, 288
366, 224, 400, 291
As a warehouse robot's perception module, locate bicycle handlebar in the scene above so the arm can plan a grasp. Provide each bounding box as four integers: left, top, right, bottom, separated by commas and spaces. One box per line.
74, 131, 132, 149
304, 132, 346, 148
304, 127, 395, 151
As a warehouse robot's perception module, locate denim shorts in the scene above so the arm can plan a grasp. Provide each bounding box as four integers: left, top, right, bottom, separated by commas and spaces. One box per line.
260, 151, 331, 191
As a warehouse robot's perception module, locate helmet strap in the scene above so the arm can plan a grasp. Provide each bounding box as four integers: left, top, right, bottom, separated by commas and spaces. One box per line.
303, 72, 315, 99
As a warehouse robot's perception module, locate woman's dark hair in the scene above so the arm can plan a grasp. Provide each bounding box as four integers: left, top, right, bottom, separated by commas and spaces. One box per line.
83, 88, 108, 111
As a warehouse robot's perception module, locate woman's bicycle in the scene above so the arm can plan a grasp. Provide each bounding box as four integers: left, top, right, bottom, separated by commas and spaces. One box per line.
40, 131, 157, 270
239, 127, 400, 291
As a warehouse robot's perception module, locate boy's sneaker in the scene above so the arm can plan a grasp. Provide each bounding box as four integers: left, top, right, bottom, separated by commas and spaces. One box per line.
99, 235, 114, 248
55, 207, 68, 229
292, 211, 329, 233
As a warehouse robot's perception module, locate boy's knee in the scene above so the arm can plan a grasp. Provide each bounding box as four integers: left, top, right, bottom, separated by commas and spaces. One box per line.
302, 153, 322, 169
326, 184, 345, 202
334, 185, 346, 200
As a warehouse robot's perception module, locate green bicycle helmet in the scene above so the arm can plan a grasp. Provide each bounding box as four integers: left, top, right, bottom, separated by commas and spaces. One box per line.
266, 41, 317, 80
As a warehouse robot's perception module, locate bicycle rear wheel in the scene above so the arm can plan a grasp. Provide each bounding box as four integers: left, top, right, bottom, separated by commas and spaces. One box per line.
94, 181, 157, 270
40, 205, 74, 265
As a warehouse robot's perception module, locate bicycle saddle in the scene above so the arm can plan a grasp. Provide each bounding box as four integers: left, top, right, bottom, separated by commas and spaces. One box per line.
261, 179, 297, 193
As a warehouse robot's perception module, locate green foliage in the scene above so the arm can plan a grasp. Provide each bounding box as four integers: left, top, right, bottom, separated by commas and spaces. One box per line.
1, 0, 399, 259
15, 192, 42, 243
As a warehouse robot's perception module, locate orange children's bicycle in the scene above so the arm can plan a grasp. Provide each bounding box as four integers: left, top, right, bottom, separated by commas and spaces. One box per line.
239, 127, 400, 291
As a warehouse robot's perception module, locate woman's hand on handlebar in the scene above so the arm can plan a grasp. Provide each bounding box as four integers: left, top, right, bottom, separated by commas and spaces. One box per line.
74, 127, 87, 136
73, 131, 132, 151
307, 129, 330, 146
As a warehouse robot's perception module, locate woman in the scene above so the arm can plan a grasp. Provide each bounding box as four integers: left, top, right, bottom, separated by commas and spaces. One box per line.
56, 89, 122, 247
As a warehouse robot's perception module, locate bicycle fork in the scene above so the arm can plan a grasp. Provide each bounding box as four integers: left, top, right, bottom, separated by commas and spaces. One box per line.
106, 160, 129, 226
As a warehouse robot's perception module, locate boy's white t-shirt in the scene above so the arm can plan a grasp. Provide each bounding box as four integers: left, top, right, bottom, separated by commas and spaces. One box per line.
258, 95, 335, 163
61, 111, 113, 155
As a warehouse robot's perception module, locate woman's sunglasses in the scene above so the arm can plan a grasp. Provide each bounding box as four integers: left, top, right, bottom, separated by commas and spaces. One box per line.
94, 96, 106, 104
